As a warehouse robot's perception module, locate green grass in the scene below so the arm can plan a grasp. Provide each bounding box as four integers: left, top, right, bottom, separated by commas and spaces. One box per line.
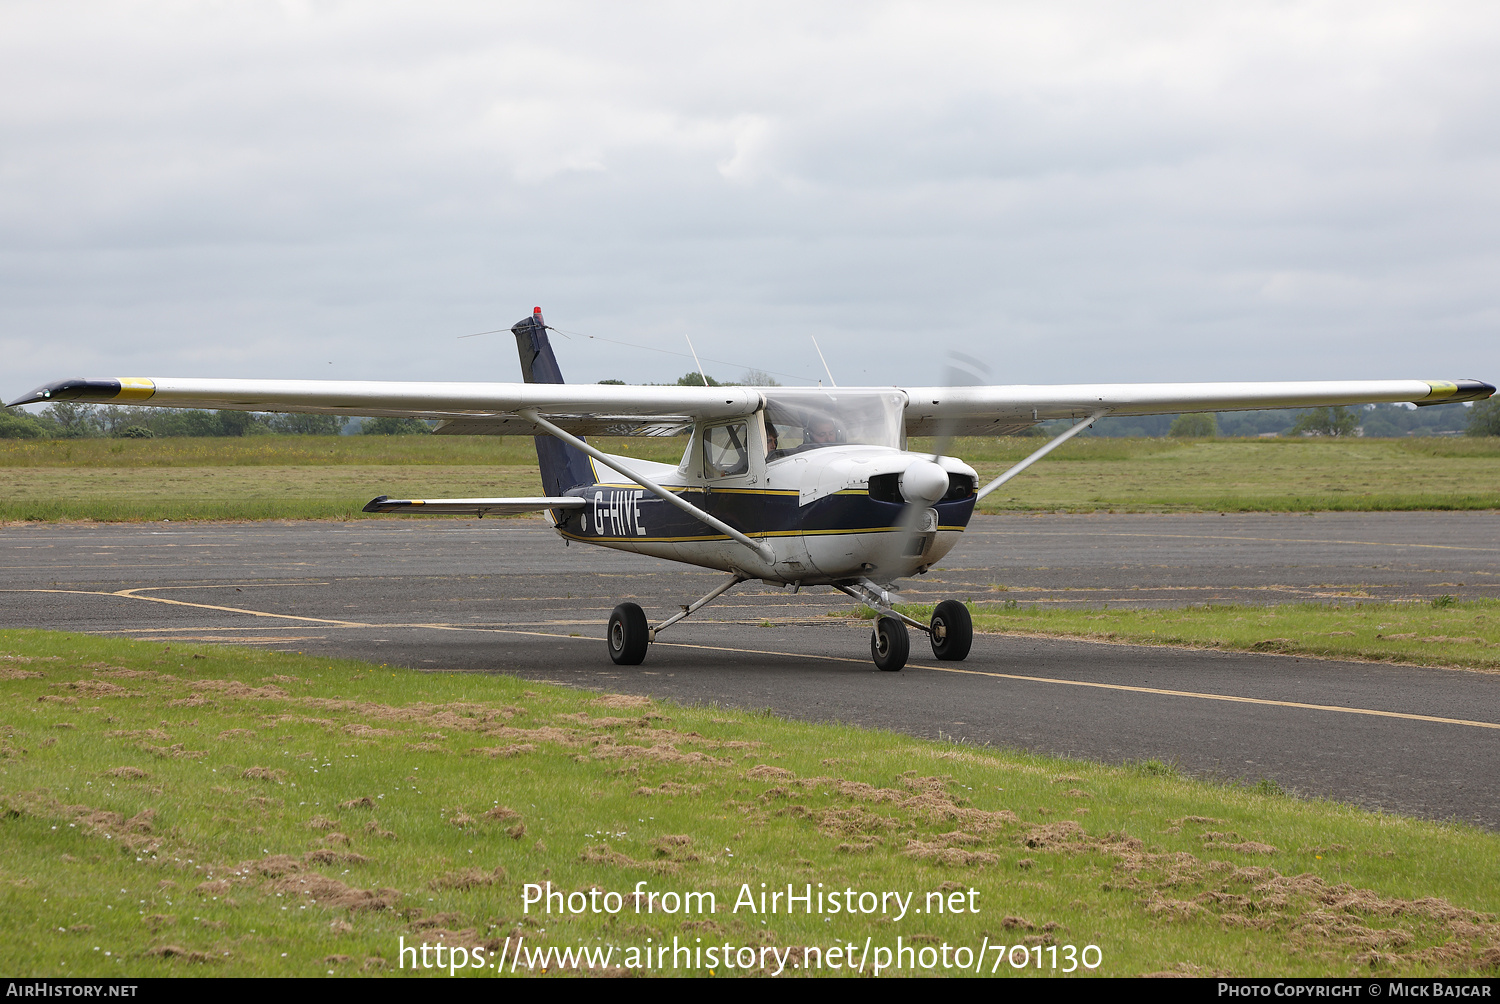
0, 437, 677, 522
843, 598, 1500, 673
3, 436, 1497, 521
950, 437, 1500, 513
921, 435, 1500, 463
0, 436, 686, 468
0, 466, 548, 523
2, 629, 1499, 977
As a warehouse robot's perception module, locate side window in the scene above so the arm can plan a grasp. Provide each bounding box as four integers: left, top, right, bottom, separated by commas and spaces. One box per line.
702, 422, 749, 479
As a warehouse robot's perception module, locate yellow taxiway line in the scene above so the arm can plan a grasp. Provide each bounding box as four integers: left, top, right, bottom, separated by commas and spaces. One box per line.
7, 586, 1497, 732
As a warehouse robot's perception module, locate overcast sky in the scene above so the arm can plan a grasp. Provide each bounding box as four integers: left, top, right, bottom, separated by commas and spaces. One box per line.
3, 1, 1498, 401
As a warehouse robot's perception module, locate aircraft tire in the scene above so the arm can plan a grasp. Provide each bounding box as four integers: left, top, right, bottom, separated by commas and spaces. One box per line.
871, 616, 909, 672
608, 602, 649, 665
929, 600, 973, 661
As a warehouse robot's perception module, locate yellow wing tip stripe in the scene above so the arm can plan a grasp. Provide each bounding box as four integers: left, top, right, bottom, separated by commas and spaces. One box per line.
116, 377, 156, 402
1424, 381, 1459, 399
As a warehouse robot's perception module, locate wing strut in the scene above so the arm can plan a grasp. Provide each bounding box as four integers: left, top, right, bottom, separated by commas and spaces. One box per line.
519, 409, 776, 564
974, 410, 1110, 501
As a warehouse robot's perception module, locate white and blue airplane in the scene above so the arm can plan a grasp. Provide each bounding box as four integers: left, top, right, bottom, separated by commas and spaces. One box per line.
9, 309, 1493, 671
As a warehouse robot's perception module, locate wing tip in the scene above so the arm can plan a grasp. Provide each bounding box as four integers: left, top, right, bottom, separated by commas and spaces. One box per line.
6, 378, 156, 407
1420, 379, 1496, 406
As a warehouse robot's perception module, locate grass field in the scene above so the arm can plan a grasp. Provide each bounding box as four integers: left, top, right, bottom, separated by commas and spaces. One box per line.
0, 436, 672, 523
2, 629, 1498, 978
0, 435, 684, 468
845, 598, 1500, 674
960, 437, 1500, 513
2, 435, 1497, 522
2, 466, 545, 523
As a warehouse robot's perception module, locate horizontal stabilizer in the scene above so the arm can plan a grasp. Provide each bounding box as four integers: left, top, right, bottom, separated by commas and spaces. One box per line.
362, 495, 587, 516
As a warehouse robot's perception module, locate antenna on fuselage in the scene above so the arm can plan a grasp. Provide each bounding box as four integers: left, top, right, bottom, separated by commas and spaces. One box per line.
684, 334, 710, 388
811, 336, 838, 388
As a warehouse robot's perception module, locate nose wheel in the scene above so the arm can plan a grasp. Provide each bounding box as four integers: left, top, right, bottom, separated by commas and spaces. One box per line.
871, 616, 909, 671
842, 581, 973, 672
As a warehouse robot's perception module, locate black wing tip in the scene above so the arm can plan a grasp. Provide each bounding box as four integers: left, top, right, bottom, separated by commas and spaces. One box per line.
1461, 379, 1497, 401
362, 496, 391, 513
7, 378, 125, 407
1417, 379, 1497, 406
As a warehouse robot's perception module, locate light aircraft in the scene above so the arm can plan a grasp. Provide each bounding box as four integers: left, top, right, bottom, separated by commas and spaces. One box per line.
8, 309, 1494, 671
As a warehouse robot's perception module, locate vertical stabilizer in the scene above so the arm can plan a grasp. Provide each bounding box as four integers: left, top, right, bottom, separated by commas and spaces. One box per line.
513, 308, 594, 495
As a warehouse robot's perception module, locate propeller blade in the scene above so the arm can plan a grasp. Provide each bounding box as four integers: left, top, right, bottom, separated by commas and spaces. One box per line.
871, 351, 992, 583
926, 350, 989, 463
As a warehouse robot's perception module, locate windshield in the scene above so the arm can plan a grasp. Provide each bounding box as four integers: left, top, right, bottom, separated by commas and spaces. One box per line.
762, 390, 905, 459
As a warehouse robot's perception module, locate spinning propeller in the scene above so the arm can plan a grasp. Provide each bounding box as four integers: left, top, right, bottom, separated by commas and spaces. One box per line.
872, 351, 991, 582
841, 351, 988, 672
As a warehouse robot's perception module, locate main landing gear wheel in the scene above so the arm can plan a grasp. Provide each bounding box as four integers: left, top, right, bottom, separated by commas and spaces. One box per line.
929, 599, 973, 661
607, 602, 649, 665
871, 616, 909, 672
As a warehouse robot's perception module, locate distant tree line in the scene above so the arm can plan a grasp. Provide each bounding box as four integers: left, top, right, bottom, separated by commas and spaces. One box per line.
600, 369, 782, 388
0, 403, 436, 439
1467, 398, 1500, 437
1090, 401, 1494, 439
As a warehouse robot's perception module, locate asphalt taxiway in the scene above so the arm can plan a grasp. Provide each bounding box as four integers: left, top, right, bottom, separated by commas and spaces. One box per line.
2, 512, 1497, 827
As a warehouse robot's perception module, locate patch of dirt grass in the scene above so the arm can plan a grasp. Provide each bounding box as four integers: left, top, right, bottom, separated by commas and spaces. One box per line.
0, 628, 1497, 977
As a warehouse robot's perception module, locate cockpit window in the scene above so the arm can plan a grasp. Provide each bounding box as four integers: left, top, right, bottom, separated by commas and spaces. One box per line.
763, 390, 905, 460
703, 422, 750, 478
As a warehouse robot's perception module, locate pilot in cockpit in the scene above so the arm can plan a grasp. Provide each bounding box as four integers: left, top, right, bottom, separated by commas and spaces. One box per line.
764, 410, 842, 461
806, 416, 839, 445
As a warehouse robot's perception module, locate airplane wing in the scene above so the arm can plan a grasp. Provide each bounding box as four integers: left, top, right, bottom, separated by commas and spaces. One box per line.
8, 375, 1492, 439
6, 377, 763, 437
362, 495, 587, 516
898, 379, 1495, 436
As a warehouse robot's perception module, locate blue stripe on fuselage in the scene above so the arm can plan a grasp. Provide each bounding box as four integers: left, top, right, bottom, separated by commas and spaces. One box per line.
551, 485, 976, 542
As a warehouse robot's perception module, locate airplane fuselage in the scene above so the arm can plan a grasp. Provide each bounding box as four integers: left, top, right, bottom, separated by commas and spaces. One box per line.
548, 444, 979, 586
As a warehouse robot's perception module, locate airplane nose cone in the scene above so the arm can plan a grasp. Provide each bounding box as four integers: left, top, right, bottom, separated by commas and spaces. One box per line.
899, 459, 949, 505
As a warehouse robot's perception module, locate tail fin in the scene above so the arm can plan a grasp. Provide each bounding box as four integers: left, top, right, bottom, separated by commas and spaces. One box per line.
513, 308, 594, 495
